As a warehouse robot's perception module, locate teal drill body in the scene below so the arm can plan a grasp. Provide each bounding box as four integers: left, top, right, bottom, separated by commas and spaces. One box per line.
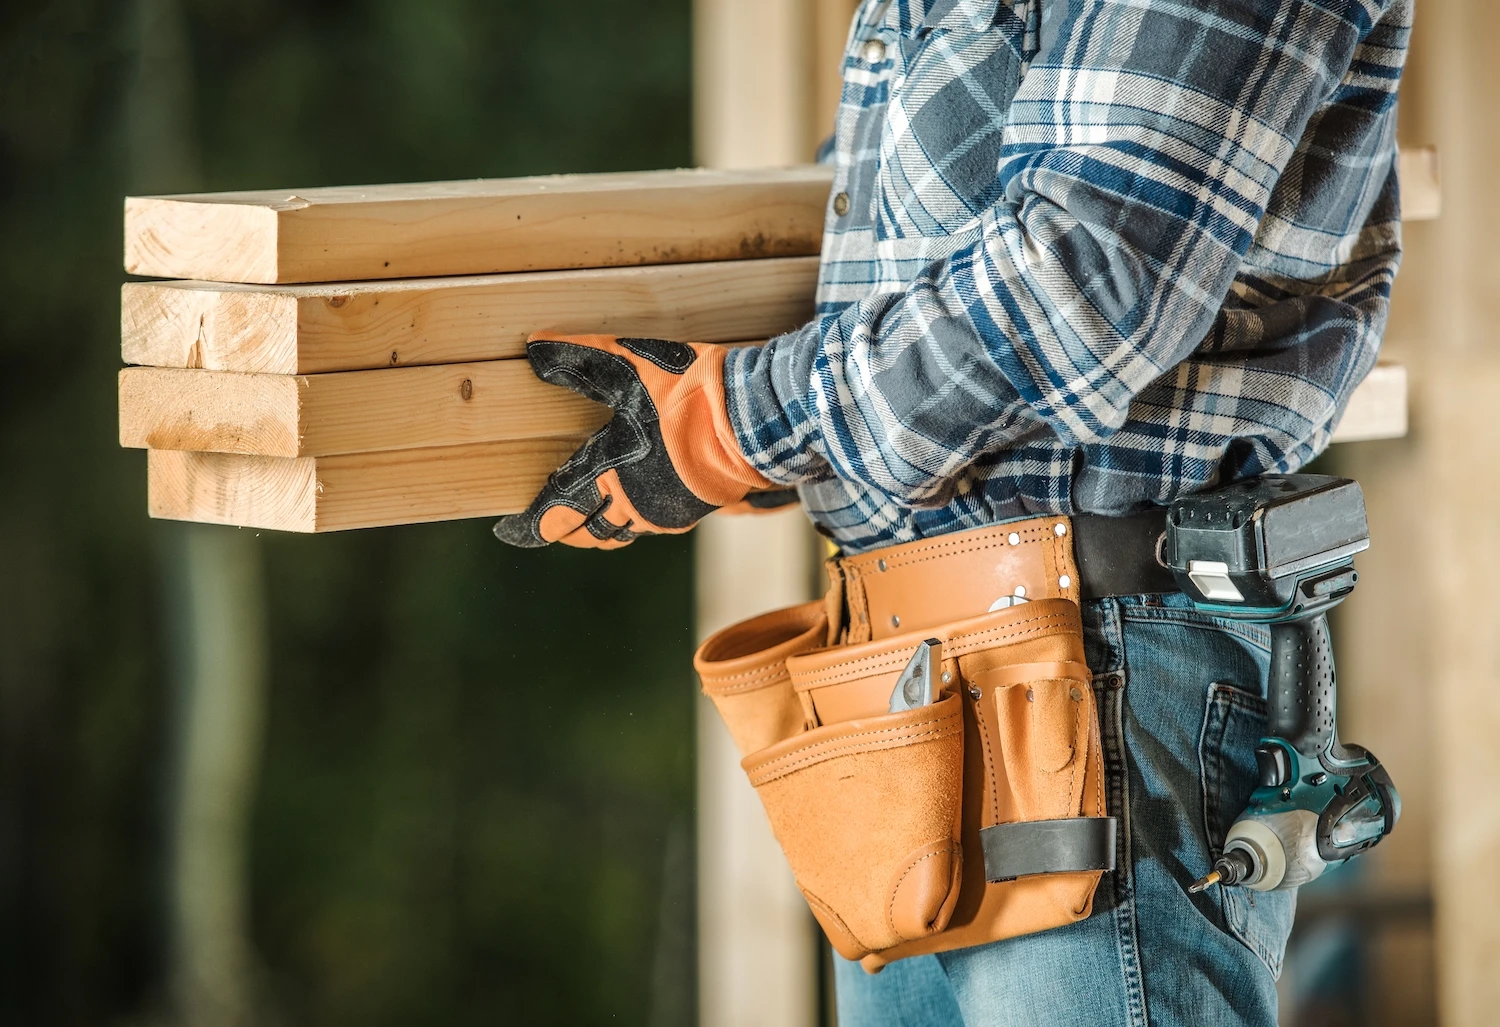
1163, 475, 1400, 893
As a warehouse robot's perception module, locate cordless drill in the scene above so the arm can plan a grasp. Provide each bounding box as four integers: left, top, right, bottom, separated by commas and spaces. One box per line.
1160, 475, 1400, 893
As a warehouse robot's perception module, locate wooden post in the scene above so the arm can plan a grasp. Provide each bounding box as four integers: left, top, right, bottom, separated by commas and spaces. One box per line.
692, 2, 856, 1025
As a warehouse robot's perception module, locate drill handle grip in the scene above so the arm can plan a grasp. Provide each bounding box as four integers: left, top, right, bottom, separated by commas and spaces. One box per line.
1268, 614, 1338, 760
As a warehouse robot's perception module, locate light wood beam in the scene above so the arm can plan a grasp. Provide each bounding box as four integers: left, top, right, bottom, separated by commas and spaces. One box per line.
119, 362, 609, 458
1331, 363, 1409, 444
121, 257, 818, 374
124, 166, 835, 284
121, 356, 1409, 462
1400, 147, 1442, 222
146, 439, 581, 533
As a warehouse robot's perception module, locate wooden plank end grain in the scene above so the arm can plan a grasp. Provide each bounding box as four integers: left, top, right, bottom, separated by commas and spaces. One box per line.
120, 362, 608, 458
148, 438, 579, 532
125, 196, 281, 284
123, 166, 836, 284
1332, 363, 1408, 444
121, 257, 819, 374
120, 367, 304, 457
122, 280, 301, 372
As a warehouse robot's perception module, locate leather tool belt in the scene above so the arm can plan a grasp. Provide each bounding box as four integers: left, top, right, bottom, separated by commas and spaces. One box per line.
694, 512, 1173, 972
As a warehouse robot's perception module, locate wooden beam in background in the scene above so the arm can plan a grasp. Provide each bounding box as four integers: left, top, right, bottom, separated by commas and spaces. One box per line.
146, 438, 580, 533
1331, 364, 1408, 444
124, 166, 836, 284
1400, 147, 1442, 222
119, 362, 609, 458
121, 257, 819, 374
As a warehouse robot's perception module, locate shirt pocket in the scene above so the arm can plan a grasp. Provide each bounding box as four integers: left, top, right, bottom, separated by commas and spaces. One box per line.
1199, 681, 1297, 979
871, 19, 1023, 242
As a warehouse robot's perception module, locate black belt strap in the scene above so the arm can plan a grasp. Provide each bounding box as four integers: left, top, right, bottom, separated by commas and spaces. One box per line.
980, 817, 1118, 881
1072, 511, 1177, 600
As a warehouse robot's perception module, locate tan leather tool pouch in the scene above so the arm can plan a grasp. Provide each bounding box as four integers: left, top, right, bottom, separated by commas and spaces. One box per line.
696, 595, 1108, 973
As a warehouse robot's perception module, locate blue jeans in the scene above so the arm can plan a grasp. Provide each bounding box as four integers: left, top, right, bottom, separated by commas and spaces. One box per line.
835, 593, 1296, 1027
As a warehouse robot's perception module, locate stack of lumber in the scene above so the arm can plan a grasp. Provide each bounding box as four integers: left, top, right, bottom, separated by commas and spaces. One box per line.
120, 167, 833, 531
120, 151, 1436, 533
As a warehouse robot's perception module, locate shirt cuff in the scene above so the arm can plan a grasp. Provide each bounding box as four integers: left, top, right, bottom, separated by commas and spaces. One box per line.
723, 321, 836, 487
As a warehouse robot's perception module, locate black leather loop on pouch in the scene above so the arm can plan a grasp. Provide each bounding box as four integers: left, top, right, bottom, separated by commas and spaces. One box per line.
980, 817, 1119, 881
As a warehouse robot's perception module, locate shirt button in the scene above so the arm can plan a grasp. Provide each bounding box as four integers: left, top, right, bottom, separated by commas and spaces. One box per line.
832, 191, 851, 216
862, 38, 886, 63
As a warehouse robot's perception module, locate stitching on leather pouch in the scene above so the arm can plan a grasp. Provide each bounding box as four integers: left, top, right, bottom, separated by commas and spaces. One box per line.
748, 718, 962, 783
946, 612, 1075, 655
799, 611, 1075, 683
973, 687, 1001, 825
701, 666, 791, 692
750, 719, 961, 780
844, 524, 1053, 575
887, 846, 960, 942
802, 887, 869, 956
702, 674, 789, 695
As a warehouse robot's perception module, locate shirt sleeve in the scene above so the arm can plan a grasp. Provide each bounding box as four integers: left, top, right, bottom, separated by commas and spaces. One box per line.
725, 0, 1394, 506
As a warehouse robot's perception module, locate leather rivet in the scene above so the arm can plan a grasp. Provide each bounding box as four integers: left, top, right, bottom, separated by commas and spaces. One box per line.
1059, 575, 1072, 589
1026, 688, 1035, 702
1070, 687, 1084, 701
1055, 523, 1068, 537
1014, 585, 1027, 598
878, 558, 888, 572
1008, 532, 1021, 545
890, 614, 901, 629
941, 671, 953, 684
968, 685, 982, 701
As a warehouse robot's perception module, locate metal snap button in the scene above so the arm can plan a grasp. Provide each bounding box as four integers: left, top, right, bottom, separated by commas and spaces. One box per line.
832, 191, 851, 216
1069, 687, 1084, 701
862, 38, 886, 63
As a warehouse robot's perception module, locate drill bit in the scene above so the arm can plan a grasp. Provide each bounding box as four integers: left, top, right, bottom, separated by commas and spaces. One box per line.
1187, 870, 1221, 894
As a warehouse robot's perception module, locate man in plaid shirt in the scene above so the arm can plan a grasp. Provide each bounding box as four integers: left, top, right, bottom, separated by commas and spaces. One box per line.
498, 0, 1410, 1021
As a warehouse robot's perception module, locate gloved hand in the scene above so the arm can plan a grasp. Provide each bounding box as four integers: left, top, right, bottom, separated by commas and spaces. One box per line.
493, 334, 782, 549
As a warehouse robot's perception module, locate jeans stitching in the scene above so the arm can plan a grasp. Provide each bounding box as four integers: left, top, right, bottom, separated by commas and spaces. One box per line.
1117, 606, 1272, 653
1102, 600, 1150, 1027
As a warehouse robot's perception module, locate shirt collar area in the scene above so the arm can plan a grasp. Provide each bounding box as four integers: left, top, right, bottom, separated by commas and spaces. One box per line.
906, 0, 1004, 36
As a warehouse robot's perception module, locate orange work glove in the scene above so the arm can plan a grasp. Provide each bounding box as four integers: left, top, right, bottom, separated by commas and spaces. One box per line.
493, 334, 782, 549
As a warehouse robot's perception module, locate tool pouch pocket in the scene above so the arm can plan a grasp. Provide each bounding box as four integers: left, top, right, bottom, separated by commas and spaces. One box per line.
694, 600, 828, 757
742, 695, 966, 960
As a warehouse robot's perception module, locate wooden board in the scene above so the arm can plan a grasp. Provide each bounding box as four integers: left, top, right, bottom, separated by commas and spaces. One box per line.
1400, 147, 1441, 222
121, 257, 819, 374
146, 439, 581, 533
1331, 363, 1408, 443
122, 355, 1407, 461
119, 361, 610, 458
124, 166, 837, 284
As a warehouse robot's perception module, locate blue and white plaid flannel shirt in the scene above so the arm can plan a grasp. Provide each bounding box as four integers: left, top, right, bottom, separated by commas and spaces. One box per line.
724, 0, 1410, 554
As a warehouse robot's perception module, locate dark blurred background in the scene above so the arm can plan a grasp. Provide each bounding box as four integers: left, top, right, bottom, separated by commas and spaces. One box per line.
0, 2, 700, 1024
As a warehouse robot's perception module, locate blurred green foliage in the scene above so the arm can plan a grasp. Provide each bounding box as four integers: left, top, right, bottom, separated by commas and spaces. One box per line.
0, 1, 698, 1023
